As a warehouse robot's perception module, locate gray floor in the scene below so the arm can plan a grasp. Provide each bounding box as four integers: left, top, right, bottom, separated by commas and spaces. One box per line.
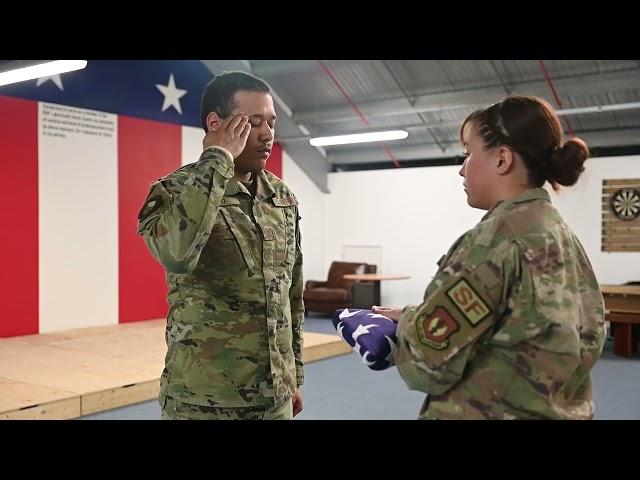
80, 315, 640, 420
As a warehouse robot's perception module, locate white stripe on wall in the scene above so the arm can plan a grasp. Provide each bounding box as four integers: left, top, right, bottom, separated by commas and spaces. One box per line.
181, 125, 203, 166
282, 151, 325, 284
38, 102, 119, 332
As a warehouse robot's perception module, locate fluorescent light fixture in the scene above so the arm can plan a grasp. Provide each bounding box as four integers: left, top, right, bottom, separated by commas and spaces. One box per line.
0, 60, 87, 87
309, 129, 408, 147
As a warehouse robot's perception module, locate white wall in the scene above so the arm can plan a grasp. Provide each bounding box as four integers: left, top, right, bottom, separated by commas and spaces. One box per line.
548, 155, 640, 284
323, 155, 640, 307
282, 151, 325, 284
325, 165, 484, 307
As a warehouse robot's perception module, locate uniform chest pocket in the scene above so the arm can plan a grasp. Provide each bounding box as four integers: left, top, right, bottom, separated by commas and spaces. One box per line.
271, 198, 298, 270
217, 208, 256, 271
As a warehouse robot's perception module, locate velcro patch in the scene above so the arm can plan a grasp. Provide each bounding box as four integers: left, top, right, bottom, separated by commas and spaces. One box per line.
416, 306, 459, 350
219, 198, 241, 207
261, 225, 276, 241
138, 196, 162, 220
272, 196, 298, 207
446, 279, 491, 326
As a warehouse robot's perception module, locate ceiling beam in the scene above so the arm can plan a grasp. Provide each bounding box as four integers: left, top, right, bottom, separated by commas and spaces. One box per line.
329, 143, 460, 165
328, 128, 640, 165
281, 101, 640, 141
294, 69, 640, 124
250, 60, 377, 77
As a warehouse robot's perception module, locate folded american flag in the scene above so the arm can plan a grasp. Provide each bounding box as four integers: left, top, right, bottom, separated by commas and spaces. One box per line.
331, 308, 398, 370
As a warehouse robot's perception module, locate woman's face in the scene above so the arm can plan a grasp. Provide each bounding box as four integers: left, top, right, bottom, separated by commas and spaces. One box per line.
458, 122, 499, 210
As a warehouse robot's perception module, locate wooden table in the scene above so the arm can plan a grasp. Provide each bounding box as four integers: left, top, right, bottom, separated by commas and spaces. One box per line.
600, 284, 640, 357
343, 274, 410, 308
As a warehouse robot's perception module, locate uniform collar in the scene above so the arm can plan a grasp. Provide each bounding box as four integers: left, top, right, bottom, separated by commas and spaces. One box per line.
224, 170, 276, 201
483, 187, 551, 221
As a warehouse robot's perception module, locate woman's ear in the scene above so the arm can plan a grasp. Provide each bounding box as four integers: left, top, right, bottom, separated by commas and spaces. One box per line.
495, 146, 515, 175
206, 111, 221, 132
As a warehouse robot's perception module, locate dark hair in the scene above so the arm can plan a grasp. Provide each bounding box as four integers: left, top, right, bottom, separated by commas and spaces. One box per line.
200, 71, 270, 132
459, 95, 589, 191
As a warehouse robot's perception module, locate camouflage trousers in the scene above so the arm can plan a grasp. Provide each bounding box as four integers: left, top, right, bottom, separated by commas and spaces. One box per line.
160, 396, 293, 420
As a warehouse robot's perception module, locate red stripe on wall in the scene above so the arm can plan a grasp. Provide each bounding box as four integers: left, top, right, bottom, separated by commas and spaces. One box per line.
118, 116, 181, 323
265, 142, 283, 179
0, 96, 39, 337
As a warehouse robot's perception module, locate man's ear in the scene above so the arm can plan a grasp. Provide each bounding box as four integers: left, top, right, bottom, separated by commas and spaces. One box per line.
495, 146, 515, 175
206, 111, 222, 132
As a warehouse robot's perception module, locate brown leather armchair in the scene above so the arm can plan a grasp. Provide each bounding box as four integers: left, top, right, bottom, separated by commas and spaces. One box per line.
304, 261, 377, 314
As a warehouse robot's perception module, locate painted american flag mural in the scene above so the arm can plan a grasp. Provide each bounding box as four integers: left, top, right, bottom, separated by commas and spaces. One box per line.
0, 60, 283, 337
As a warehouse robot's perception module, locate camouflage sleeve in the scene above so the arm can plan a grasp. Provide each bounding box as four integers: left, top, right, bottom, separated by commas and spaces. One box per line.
395, 241, 517, 395
136, 147, 235, 273
290, 207, 304, 386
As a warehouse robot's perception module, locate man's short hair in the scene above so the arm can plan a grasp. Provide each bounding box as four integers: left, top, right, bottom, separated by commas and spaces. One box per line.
200, 71, 271, 132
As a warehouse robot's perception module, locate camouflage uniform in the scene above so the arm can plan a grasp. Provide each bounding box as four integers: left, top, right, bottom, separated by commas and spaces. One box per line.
160, 397, 293, 420
137, 146, 304, 417
396, 188, 606, 420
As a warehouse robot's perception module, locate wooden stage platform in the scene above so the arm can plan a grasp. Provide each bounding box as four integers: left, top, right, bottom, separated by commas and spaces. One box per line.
0, 320, 351, 419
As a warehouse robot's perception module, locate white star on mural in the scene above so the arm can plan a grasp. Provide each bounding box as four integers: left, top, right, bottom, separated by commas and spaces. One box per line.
155, 73, 187, 115
36, 75, 64, 90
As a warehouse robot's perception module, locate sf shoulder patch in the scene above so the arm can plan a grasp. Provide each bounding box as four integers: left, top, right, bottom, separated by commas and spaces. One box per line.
416, 306, 459, 350
446, 278, 491, 326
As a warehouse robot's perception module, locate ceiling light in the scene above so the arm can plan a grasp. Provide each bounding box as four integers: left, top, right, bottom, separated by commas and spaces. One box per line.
0, 60, 87, 87
309, 130, 408, 147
